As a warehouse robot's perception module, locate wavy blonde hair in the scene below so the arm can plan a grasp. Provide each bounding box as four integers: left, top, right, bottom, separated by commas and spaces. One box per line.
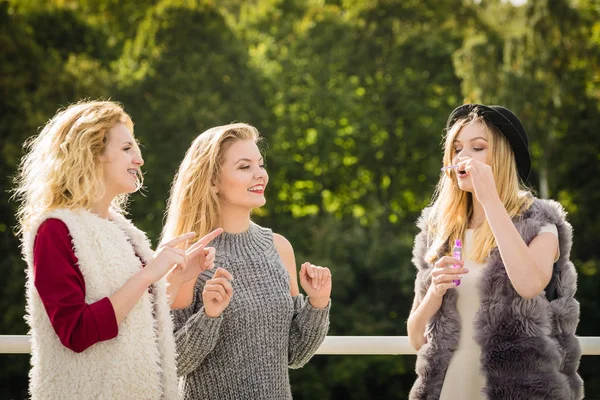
13, 100, 140, 234
161, 123, 260, 244
425, 110, 533, 263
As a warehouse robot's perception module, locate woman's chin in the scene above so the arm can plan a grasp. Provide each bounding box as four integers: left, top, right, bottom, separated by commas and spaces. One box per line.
253, 197, 267, 208
457, 182, 473, 193
116, 183, 139, 196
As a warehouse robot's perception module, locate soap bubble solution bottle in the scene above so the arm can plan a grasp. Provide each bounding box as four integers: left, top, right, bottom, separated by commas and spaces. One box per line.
452, 239, 462, 286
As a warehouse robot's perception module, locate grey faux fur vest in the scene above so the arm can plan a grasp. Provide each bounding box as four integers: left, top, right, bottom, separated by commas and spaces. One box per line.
409, 198, 583, 400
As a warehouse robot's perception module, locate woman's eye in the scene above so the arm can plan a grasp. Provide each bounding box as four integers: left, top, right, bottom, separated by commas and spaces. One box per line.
454, 148, 462, 154
240, 165, 250, 170
473, 148, 484, 152
260, 164, 267, 169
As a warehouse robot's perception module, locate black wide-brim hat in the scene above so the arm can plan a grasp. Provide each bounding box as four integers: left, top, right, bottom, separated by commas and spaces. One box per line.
446, 104, 531, 181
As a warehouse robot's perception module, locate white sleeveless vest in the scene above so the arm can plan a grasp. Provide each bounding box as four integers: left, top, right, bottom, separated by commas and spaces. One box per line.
23, 208, 179, 399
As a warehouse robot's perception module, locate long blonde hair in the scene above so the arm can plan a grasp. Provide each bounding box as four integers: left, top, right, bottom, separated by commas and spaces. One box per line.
425, 111, 533, 263
161, 123, 260, 244
13, 100, 139, 234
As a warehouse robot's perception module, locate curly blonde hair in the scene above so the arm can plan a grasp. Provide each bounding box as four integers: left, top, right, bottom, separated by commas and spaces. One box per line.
13, 100, 140, 234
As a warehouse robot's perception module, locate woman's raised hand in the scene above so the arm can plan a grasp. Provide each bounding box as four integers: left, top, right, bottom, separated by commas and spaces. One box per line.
299, 262, 332, 309
203, 267, 234, 318
142, 232, 196, 285
168, 228, 223, 286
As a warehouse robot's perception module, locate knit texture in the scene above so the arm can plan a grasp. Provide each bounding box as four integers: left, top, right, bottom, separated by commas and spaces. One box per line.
23, 208, 179, 400
172, 222, 330, 400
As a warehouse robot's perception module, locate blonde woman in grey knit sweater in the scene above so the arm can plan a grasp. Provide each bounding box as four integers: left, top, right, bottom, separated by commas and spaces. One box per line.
162, 123, 332, 399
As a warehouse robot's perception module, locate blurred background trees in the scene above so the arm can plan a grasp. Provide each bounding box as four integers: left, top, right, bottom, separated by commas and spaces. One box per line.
1, 0, 599, 398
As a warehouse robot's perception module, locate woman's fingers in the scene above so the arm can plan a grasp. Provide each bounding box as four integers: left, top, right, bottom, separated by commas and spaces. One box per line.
203, 288, 224, 303
213, 267, 233, 281
161, 232, 196, 248
161, 247, 187, 267
163, 247, 187, 257
204, 283, 226, 298
306, 263, 317, 278
186, 244, 206, 262
432, 265, 466, 278
206, 278, 233, 296
434, 273, 465, 284
436, 282, 457, 291
434, 256, 463, 268
320, 268, 331, 287
186, 240, 205, 255
434, 266, 468, 275
203, 247, 216, 268
188, 228, 223, 250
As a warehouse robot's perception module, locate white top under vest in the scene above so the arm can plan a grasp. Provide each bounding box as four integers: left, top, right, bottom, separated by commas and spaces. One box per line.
23, 208, 179, 400
440, 224, 559, 399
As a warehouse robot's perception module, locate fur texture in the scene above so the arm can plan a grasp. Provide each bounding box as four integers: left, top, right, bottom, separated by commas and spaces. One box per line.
23, 209, 179, 399
409, 198, 583, 400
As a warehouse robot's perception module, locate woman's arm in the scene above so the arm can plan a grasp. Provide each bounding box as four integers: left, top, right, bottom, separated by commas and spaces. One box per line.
407, 283, 443, 351
171, 268, 232, 376
274, 233, 331, 368
407, 256, 467, 351
483, 198, 558, 299
460, 158, 558, 299
33, 219, 118, 353
165, 229, 222, 309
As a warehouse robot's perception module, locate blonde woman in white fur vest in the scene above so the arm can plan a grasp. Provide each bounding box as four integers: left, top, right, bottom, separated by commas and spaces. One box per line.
13, 100, 221, 400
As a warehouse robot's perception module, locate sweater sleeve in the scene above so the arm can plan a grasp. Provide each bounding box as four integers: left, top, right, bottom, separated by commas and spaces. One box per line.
171, 281, 224, 376
33, 219, 118, 353
288, 294, 330, 369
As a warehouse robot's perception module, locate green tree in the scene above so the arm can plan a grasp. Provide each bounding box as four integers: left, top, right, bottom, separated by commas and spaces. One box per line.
235, 1, 472, 397
1, 0, 598, 397
114, 0, 272, 239
453, 0, 600, 392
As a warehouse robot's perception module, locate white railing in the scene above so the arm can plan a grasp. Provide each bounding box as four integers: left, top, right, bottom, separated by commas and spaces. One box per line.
2, 335, 600, 355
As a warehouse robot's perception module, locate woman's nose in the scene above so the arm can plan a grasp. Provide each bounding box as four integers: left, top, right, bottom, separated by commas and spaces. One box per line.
134, 153, 144, 166
255, 166, 267, 179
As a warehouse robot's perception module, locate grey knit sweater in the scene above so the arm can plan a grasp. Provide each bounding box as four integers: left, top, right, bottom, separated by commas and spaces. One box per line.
172, 222, 330, 400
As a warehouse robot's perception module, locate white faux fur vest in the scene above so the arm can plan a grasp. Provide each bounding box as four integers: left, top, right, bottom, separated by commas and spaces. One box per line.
23, 208, 178, 400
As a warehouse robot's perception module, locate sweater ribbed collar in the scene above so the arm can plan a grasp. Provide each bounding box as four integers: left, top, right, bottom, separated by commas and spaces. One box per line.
210, 222, 272, 260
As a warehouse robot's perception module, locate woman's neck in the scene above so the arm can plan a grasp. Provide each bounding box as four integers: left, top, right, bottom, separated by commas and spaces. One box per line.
90, 195, 113, 219
219, 203, 252, 233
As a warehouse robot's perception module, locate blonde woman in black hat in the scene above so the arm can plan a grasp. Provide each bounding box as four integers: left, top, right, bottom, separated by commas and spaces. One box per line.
407, 104, 583, 399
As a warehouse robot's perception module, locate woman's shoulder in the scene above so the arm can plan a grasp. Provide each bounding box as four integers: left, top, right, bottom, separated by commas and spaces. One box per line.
35, 218, 73, 250
523, 197, 568, 225
38, 218, 69, 235
28, 209, 81, 238
273, 232, 293, 256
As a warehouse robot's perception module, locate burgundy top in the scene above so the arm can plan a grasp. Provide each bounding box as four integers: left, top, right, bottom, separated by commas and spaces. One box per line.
33, 218, 119, 353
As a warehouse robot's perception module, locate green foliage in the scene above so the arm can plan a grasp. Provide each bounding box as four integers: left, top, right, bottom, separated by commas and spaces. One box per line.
1, 0, 599, 398
115, 0, 272, 238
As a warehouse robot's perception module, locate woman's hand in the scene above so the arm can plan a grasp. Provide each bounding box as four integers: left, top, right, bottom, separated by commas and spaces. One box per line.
167, 228, 223, 286
142, 232, 196, 285
299, 262, 332, 309
203, 267, 234, 318
430, 256, 469, 297
457, 158, 499, 206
